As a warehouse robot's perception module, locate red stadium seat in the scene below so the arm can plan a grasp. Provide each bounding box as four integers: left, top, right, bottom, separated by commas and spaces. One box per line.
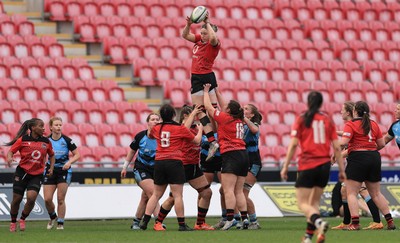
96, 100, 115, 113
83, 2, 99, 16
30, 43, 46, 58
169, 87, 187, 107
47, 43, 64, 58
88, 108, 105, 125
91, 146, 114, 166
111, 23, 129, 38
79, 146, 98, 167
131, 3, 148, 18
49, 1, 66, 21
18, 21, 34, 36
108, 146, 127, 163
260, 5, 275, 20
0, 42, 13, 57
9, 64, 25, 80
1, 108, 17, 124
61, 65, 77, 80
116, 3, 132, 17
115, 102, 138, 124
99, 2, 116, 16
77, 65, 94, 80
110, 123, 130, 137
54, 109, 70, 123
65, 1, 82, 21
0, 100, 11, 111
0, 21, 17, 36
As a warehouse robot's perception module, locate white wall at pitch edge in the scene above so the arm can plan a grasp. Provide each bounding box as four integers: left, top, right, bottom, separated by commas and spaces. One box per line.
39, 183, 283, 220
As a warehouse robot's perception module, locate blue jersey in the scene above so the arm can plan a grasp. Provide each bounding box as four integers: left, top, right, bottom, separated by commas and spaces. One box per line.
200, 133, 220, 157
388, 120, 400, 149
130, 130, 156, 168
48, 134, 77, 172
243, 123, 259, 153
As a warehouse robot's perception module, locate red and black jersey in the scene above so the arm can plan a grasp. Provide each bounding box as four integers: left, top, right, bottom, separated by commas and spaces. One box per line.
181, 126, 200, 165
291, 112, 338, 171
10, 135, 55, 175
191, 34, 220, 74
213, 110, 246, 154
342, 118, 382, 153
150, 122, 195, 161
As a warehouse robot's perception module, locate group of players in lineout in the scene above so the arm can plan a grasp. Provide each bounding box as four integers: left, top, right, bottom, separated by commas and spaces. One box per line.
4, 12, 399, 243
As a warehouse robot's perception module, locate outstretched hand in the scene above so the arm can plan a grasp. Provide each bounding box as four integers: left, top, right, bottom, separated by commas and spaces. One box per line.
203, 12, 210, 24
186, 16, 193, 25
203, 83, 211, 92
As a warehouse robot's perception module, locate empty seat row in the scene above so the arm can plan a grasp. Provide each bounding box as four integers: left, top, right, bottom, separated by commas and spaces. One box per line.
0, 56, 88, 69
0, 63, 94, 81
1, 79, 123, 103
0, 41, 64, 58
0, 99, 152, 125
46, 0, 276, 21
107, 43, 192, 65
274, 1, 400, 22
0, 21, 34, 37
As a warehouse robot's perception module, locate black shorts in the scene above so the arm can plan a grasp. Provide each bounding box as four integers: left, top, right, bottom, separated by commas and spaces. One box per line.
200, 154, 222, 173
133, 163, 154, 184
184, 164, 204, 182
346, 151, 381, 182
191, 72, 218, 94
221, 150, 249, 177
248, 151, 262, 177
13, 166, 43, 195
295, 162, 331, 188
153, 160, 185, 185
43, 166, 72, 185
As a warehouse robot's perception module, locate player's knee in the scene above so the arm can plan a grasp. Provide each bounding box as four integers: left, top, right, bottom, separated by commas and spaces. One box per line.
57, 198, 65, 205
197, 184, 212, 198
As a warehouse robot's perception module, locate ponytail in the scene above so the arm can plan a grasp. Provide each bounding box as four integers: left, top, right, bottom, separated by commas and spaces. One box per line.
304, 91, 323, 128
158, 104, 176, 136
354, 101, 371, 135
4, 118, 41, 146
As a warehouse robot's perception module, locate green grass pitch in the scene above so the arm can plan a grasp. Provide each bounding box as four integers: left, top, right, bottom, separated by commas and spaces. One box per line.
1, 217, 397, 243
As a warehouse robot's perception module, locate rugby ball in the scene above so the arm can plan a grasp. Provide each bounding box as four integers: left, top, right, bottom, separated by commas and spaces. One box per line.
190, 6, 208, 24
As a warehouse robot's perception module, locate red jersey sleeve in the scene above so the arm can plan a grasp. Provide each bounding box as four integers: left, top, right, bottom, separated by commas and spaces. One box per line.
291, 116, 303, 139
213, 109, 227, 123
10, 137, 22, 154
342, 122, 353, 139
47, 141, 55, 157
194, 34, 201, 42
